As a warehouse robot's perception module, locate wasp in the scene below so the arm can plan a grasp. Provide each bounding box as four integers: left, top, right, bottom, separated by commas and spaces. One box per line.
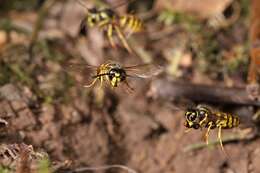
77, 0, 144, 53
67, 61, 162, 91
184, 105, 240, 152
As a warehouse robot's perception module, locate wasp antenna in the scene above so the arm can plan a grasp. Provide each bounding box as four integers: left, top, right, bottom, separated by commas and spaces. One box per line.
111, 0, 137, 10
76, 0, 90, 11
124, 80, 134, 93
84, 78, 98, 88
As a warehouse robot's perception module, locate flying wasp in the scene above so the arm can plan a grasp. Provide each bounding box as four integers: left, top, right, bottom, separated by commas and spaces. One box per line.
184, 105, 240, 153
77, 0, 144, 53
67, 61, 162, 91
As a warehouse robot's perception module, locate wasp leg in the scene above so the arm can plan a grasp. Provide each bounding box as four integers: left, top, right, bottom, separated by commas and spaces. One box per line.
99, 76, 104, 89
125, 15, 136, 38
107, 24, 117, 49
98, 19, 110, 28
218, 126, 224, 152
217, 126, 229, 157
84, 78, 98, 88
123, 80, 134, 93
114, 25, 133, 53
205, 122, 213, 145
98, 20, 116, 48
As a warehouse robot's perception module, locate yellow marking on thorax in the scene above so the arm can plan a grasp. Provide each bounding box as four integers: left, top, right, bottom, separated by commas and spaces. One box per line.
199, 114, 208, 127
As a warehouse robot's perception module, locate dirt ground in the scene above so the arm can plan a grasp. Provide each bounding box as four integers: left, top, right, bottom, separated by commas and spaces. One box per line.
0, 0, 260, 173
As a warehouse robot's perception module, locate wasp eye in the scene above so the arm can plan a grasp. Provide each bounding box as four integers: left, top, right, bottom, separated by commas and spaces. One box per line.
199, 110, 205, 116
109, 68, 121, 80
91, 18, 96, 23
186, 112, 197, 121
108, 70, 116, 80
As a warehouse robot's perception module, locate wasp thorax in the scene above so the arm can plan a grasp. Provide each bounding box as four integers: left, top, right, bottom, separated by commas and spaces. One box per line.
100, 9, 116, 19
108, 68, 126, 82
197, 107, 210, 120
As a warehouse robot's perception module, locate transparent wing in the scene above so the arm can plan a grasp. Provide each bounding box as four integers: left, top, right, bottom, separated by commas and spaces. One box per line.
164, 99, 195, 112
76, 0, 137, 11
106, 0, 138, 10
66, 62, 98, 70
124, 63, 164, 78
76, 0, 90, 11
62, 61, 99, 87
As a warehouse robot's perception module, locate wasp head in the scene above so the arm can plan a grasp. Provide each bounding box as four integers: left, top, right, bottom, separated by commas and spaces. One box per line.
184, 108, 201, 129
184, 106, 210, 129
108, 67, 126, 87
85, 7, 101, 27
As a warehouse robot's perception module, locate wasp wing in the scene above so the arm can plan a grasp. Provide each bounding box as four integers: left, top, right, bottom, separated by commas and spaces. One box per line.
124, 63, 164, 78
62, 61, 99, 87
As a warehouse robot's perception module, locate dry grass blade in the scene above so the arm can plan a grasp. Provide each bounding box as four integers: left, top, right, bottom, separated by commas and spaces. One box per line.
69, 164, 138, 173
183, 128, 258, 152
149, 79, 260, 107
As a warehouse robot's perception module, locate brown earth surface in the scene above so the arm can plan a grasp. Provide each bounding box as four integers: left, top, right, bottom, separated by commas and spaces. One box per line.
0, 0, 259, 173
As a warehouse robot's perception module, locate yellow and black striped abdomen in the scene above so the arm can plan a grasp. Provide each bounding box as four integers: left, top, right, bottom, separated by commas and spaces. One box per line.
215, 113, 240, 129
119, 15, 144, 33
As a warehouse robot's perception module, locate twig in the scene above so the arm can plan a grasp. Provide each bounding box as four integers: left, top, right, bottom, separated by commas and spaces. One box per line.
148, 79, 260, 106
183, 135, 239, 152
68, 164, 138, 173
183, 129, 258, 152
247, 0, 260, 84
